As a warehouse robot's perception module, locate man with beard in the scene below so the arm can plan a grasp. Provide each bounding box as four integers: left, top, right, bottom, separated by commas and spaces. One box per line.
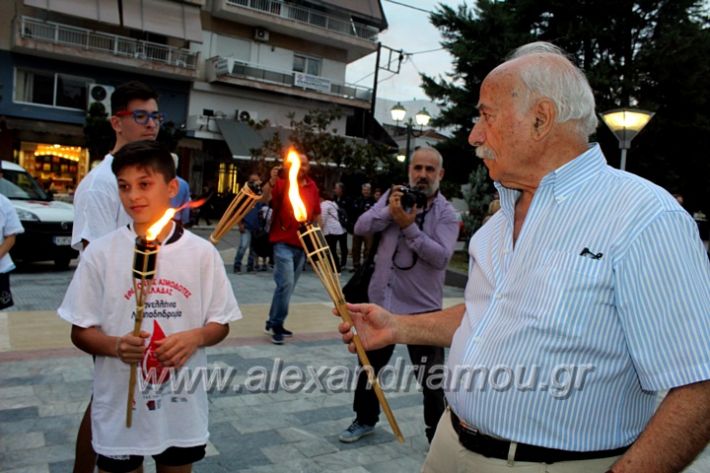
339, 146, 459, 444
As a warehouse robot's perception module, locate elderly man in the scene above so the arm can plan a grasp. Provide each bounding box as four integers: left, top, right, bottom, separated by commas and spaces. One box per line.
339, 147, 459, 444
339, 42, 710, 473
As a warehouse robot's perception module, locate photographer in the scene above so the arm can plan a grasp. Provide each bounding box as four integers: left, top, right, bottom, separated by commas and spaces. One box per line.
339, 147, 459, 444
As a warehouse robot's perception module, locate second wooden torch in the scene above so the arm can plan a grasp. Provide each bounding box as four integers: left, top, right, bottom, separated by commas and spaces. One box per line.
209, 181, 262, 244
285, 150, 404, 443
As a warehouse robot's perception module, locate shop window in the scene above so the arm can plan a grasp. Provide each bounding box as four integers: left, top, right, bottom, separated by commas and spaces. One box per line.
14, 68, 90, 110
217, 162, 238, 194
293, 54, 321, 76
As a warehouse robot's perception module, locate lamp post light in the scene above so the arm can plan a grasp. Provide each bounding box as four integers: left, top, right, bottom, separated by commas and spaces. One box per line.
390, 102, 431, 169
600, 108, 654, 171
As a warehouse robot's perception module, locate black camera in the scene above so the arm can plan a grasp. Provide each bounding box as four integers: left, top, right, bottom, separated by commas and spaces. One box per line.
397, 186, 427, 210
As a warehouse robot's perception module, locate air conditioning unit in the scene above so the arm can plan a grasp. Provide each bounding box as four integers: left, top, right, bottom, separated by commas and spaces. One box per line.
254, 27, 269, 42
87, 84, 114, 116
235, 110, 257, 122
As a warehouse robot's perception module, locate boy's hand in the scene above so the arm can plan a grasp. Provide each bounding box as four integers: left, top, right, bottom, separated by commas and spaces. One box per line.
154, 329, 203, 369
116, 331, 149, 364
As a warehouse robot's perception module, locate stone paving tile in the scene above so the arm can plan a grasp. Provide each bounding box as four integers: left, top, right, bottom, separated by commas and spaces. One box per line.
0, 431, 45, 452
5, 465, 51, 473
0, 444, 74, 470
0, 406, 39, 422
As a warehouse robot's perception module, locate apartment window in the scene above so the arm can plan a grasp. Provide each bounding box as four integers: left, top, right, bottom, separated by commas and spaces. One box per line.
15, 69, 90, 110
293, 54, 321, 76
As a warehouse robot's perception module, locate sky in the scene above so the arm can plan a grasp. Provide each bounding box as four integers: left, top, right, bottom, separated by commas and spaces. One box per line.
345, 0, 463, 103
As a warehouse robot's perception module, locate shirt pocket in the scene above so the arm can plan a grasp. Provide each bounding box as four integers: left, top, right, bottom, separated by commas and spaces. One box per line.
532, 249, 614, 339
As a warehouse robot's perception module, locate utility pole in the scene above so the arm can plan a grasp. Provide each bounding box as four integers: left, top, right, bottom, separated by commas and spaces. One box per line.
368, 45, 404, 138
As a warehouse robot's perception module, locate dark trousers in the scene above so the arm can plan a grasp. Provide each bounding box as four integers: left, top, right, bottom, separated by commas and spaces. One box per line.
325, 233, 348, 271
353, 344, 446, 442
351, 234, 372, 269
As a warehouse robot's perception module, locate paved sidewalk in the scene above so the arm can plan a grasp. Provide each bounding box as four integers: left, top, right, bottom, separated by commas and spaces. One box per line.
0, 227, 463, 472
1, 227, 707, 472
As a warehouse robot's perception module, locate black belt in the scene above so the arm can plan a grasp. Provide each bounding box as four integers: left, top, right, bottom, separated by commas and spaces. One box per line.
450, 410, 629, 463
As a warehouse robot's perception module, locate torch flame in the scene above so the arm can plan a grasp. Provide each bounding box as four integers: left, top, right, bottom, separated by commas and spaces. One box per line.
287, 149, 308, 223
146, 208, 176, 241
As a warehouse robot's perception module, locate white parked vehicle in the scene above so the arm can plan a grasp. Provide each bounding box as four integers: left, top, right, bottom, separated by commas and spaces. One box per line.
0, 161, 78, 269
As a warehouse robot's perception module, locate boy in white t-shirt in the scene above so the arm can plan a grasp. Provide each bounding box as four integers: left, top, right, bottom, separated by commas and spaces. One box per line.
59, 141, 242, 473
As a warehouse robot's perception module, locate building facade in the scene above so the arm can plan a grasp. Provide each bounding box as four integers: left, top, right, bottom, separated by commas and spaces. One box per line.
0, 0, 387, 198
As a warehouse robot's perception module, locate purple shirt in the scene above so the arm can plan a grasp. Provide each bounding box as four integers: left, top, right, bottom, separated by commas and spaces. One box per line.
354, 190, 459, 314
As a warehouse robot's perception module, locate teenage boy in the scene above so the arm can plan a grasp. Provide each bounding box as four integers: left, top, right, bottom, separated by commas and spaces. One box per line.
70, 80, 161, 472
59, 141, 241, 473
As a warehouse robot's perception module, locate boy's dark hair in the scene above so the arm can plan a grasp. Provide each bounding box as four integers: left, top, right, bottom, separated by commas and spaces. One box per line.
112, 141, 176, 182
111, 81, 159, 114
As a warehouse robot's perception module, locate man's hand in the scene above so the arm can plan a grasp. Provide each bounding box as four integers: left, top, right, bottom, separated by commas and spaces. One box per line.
154, 329, 203, 368
116, 331, 149, 364
388, 186, 417, 229
336, 303, 397, 353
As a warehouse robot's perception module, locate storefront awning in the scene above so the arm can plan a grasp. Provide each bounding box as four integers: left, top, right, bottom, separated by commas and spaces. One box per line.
215, 119, 268, 160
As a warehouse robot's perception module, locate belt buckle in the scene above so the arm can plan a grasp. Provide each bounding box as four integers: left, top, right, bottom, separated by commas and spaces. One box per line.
459, 420, 478, 436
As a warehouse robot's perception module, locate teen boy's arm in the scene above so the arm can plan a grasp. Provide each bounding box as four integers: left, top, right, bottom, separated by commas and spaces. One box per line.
71, 325, 149, 363
153, 322, 230, 368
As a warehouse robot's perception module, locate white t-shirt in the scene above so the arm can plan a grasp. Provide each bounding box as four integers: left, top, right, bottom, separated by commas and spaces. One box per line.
0, 194, 24, 273
71, 154, 131, 251
320, 200, 345, 236
58, 224, 242, 456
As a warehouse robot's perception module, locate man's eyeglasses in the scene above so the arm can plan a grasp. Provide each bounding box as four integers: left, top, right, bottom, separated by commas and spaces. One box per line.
115, 109, 165, 125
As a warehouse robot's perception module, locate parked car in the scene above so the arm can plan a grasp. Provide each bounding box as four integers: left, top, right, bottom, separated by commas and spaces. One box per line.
0, 161, 78, 269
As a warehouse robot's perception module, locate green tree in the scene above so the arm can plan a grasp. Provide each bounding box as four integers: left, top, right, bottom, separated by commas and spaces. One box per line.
463, 164, 493, 236
249, 109, 397, 186
423, 0, 710, 213
83, 102, 114, 163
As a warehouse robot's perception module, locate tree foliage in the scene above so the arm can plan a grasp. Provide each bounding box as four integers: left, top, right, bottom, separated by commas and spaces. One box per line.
423, 0, 710, 213
249, 109, 398, 186
83, 102, 114, 163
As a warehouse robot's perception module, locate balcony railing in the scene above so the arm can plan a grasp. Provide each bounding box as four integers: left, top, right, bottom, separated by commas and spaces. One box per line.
210, 56, 372, 102
18, 17, 199, 70
225, 0, 379, 41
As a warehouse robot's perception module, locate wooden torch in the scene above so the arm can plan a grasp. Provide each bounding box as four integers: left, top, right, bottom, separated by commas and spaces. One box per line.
286, 150, 404, 443
208, 181, 262, 244
126, 208, 175, 427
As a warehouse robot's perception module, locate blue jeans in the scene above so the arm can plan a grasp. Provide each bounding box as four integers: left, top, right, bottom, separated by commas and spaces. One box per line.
268, 243, 306, 327
234, 230, 254, 269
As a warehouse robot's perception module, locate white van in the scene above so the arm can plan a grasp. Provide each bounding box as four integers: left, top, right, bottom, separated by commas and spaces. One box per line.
0, 161, 78, 269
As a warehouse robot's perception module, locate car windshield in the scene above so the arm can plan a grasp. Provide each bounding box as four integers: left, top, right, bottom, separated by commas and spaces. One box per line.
0, 170, 49, 201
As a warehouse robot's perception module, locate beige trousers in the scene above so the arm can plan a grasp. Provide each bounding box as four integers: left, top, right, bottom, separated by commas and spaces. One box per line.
422, 409, 621, 473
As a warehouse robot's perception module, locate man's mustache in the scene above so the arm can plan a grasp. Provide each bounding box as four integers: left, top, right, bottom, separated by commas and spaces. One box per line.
476, 146, 495, 160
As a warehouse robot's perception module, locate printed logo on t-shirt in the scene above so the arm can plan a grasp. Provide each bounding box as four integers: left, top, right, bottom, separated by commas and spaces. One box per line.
141, 320, 170, 385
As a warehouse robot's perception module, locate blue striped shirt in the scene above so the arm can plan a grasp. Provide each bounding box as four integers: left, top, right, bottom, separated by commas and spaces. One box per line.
447, 144, 710, 451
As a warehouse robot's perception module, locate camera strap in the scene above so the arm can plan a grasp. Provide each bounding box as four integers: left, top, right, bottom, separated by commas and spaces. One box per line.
392, 205, 429, 270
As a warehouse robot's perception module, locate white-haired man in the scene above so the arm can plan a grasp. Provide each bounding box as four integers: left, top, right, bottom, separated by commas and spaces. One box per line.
339, 42, 710, 472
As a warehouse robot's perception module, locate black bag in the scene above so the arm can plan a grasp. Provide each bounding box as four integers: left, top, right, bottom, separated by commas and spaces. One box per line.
342, 234, 380, 303
336, 206, 349, 229
0, 272, 14, 310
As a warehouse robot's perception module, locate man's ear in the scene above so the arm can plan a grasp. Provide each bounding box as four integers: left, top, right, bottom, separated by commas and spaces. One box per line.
110, 115, 121, 134
167, 177, 179, 199
532, 98, 556, 140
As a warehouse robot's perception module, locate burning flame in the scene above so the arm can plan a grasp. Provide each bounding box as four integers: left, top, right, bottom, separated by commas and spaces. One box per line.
146, 209, 176, 241
287, 149, 308, 223
145, 198, 208, 242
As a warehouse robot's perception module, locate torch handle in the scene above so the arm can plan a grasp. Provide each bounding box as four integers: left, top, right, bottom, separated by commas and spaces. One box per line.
334, 300, 404, 443
126, 295, 145, 428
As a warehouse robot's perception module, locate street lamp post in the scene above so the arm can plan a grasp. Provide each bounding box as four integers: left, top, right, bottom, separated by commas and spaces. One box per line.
390, 102, 431, 169
600, 108, 654, 171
